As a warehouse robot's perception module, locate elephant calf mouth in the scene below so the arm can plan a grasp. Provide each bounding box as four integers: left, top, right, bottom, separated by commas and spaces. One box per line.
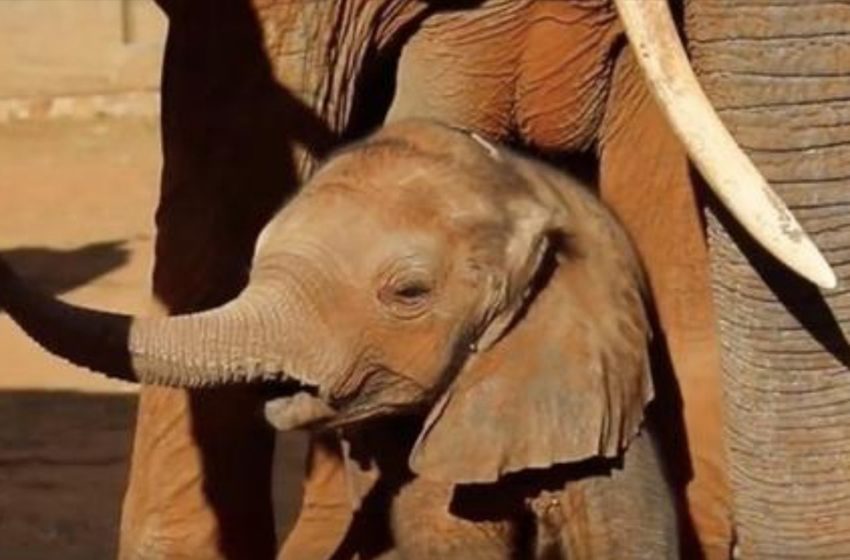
261, 375, 335, 431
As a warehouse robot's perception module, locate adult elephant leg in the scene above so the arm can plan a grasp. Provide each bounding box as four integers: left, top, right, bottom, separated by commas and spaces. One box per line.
686, 2, 850, 557
121, 388, 276, 559
598, 47, 732, 559
277, 437, 363, 560
118, 2, 306, 557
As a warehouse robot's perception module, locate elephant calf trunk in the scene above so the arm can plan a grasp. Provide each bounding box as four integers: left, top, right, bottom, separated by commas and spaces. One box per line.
0, 258, 135, 379
0, 256, 316, 389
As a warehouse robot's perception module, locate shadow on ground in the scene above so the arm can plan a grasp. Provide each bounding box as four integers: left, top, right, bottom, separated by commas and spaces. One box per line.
1, 241, 131, 297
0, 391, 306, 559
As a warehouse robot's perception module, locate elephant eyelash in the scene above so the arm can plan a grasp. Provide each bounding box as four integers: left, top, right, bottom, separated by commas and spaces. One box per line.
393, 280, 432, 300
380, 278, 433, 307
377, 272, 435, 319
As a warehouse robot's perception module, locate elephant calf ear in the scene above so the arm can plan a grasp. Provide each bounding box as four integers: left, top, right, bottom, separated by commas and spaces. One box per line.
410, 227, 653, 484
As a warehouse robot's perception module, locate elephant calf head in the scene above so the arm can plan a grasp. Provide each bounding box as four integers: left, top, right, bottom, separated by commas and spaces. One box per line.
0, 120, 652, 483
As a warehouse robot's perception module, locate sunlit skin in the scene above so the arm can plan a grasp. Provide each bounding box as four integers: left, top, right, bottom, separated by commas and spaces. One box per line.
77, 1, 741, 558
110, 0, 848, 556
0, 121, 676, 558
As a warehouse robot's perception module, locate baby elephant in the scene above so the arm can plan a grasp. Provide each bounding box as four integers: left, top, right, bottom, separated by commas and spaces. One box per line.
0, 120, 677, 558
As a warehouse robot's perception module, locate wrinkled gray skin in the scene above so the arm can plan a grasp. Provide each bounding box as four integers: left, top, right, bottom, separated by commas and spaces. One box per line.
686, 2, 850, 556
0, 121, 677, 558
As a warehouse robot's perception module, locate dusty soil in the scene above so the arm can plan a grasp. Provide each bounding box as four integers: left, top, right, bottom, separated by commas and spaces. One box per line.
0, 118, 305, 559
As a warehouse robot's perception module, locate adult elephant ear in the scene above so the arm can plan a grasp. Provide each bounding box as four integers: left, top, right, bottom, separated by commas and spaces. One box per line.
409, 161, 653, 484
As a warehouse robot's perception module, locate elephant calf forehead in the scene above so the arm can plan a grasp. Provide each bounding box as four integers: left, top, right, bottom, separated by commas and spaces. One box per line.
329, 123, 498, 178
317, 124, 520, 221
376, 168, 511, 234
327, 134, 453, 176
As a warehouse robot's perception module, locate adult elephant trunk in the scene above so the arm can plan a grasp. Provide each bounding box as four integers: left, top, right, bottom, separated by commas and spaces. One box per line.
685, 2, 850, 557
0, 260, 323, 390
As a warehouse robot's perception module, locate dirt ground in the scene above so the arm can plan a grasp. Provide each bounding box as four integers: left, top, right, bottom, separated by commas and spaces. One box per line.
0, 117, 306, 559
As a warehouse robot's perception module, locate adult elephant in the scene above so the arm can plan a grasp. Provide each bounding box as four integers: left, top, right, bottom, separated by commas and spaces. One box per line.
99, 0, 840, 559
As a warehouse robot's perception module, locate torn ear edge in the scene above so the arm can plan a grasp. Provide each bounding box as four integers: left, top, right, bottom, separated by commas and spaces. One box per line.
409, 214, 654, 485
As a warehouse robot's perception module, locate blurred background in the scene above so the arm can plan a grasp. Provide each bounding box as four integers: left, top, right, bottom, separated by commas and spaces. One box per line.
0, 3, 303, 558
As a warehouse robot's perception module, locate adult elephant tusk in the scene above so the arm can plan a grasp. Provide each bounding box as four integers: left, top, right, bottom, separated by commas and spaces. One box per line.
613, 0, 837, 290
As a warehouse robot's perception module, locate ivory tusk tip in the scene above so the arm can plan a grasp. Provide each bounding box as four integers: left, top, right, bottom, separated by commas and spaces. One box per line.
812, 265, 838, 290
795, 246, 837, 290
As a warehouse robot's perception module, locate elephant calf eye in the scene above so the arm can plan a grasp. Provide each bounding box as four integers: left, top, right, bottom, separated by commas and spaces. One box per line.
378, 274, 434, 318
394, 282, 431, 300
